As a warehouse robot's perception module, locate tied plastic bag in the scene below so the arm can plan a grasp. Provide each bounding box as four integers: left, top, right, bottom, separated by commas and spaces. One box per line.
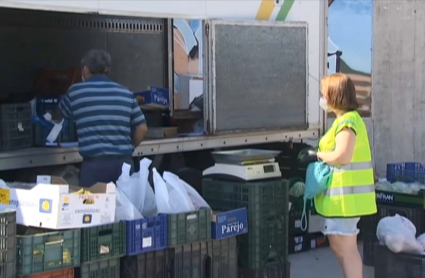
376, 214, 423, 254
139, 158, 157, 217
163, 171, 209, 210
115, 187, 143, 221
153, 168, 195, 214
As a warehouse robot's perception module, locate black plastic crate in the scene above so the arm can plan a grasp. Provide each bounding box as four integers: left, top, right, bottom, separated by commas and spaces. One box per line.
0, 211, 16, 278
167, 208, 211, 247
376, 190, 425, 208
362, 204, 425, 266
208, 237, 238, 278
288, 209, 305, 236
238, 261, 290, 278
374, 243, 425, 278
80, 222, 126, 264
203, 178, 288, 269
77, 258, 120, 278
121, 249, 168, 278
0, 103, 32, 151
16, 227, 80, 276
168, 241, 209, 278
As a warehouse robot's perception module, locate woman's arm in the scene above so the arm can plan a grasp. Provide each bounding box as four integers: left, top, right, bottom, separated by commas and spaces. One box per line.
317, 128, 356, 166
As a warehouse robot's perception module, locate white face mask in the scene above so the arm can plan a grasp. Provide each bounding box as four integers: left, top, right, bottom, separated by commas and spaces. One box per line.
319, 97, 330, 111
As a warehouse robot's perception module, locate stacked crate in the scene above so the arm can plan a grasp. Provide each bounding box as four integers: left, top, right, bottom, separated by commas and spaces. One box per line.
120, 214, 168, 277
0, 103, 33, 151
363, 162, 425, 266
274, 143, 329, 256
120, 208, 239, 278
16, 226, 80, 278
203, 178, 290, 277
76, 222, 126, 278
0, 210, 16, 278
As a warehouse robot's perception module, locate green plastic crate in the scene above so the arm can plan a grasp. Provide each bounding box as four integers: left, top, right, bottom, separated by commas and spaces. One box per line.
77, 258, 120, 278
167, 208, 211, 247
203, 178, 288, 269
16, 228, 81, 276
208, 237, 238, 278
80, 222, 126, 264
168, 241, 208, 278
0, 210, 16, 278
168, 237, 238, 278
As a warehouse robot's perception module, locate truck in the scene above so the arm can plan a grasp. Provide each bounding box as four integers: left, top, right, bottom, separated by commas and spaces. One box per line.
0, 0, 327, 174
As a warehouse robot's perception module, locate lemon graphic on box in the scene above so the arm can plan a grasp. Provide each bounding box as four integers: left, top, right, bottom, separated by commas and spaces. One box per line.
39, 199, 52, 214
83, 214, 92, 224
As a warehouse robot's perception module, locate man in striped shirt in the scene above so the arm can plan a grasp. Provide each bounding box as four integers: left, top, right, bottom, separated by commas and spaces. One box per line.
56, 49, 148, 187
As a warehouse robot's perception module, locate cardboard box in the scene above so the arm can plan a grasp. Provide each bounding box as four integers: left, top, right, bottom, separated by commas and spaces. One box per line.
177, 74, 203, 109
211, 208, 248, 239
134, 86, 170, 109
0, 175, 116, 229
308, 211, 324, 234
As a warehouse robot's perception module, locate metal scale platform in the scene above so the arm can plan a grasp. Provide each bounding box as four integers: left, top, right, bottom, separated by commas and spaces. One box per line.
202, 149, 282, 181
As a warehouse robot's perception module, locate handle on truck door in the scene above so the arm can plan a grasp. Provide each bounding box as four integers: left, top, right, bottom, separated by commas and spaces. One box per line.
98, 229, 113, 254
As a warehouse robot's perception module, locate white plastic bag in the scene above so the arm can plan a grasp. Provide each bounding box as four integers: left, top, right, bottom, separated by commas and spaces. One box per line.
163, 172, 195, 211
417, 233, 425, 252
376, 214, 423, 254
154, 169, 194, 214
153, 168, 173, 213
116, 163, 147, 214
181, 178, 210, 210
115, 187, 143, 221
139, 158, 157, 217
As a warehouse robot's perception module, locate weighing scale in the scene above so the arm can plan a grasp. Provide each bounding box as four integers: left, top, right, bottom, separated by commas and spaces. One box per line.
202, 149, 282, 181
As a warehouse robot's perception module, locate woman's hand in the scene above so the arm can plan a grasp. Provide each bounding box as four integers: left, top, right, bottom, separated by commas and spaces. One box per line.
297, 146, 318, 165
317, 128, 356, 166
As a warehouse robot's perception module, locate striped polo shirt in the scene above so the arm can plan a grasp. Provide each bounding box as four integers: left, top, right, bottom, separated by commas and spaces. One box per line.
59, 75, 146, 157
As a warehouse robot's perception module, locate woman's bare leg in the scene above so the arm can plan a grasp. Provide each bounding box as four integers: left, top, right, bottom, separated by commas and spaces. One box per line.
328, 234, 363, 278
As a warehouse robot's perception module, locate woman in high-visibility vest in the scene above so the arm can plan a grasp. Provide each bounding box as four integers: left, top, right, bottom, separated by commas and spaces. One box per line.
299, 73, 376, 278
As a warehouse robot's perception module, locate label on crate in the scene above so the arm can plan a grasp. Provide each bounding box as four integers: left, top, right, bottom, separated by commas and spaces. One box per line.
0, 189, 10, 205
99, 245, 110, 254
143, 237, 152, 248
376, 190, 424, 208
295, 220, 301, 228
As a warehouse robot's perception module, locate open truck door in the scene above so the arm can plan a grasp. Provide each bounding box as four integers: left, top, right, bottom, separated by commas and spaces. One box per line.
203, 20, 309, 135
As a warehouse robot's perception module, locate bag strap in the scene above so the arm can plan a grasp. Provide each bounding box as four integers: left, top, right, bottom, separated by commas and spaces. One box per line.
301, 197, 309, 232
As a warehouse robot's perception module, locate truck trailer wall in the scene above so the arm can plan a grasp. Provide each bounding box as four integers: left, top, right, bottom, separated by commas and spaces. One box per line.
0, 0, 325, 132
372, 0, 424, 177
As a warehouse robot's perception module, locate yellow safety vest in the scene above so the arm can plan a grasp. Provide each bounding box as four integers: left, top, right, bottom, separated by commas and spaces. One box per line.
314, 111, 377, 217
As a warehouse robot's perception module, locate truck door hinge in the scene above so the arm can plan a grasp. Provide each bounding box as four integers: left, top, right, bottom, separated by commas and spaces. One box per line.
205, 23, 209, 36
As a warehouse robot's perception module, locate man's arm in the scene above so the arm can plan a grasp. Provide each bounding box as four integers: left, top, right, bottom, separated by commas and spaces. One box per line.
53, 93, 72, 122
130, 97, 147, 146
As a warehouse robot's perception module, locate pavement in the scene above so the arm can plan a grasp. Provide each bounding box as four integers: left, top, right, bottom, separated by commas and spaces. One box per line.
289, 242, 374, 278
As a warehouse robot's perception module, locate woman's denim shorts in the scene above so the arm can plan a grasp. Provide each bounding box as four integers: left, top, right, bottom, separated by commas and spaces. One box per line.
321, 217, 361, 236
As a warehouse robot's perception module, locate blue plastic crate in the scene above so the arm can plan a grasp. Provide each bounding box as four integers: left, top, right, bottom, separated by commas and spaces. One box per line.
125, 215, 167, 256
387, 162, 425, 183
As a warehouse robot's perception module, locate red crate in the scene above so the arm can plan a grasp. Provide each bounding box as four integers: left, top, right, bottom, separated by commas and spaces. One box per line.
18, 268, 74, 278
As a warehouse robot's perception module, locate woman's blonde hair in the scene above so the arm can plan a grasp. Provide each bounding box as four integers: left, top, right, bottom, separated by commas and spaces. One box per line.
321, 73, 359, 111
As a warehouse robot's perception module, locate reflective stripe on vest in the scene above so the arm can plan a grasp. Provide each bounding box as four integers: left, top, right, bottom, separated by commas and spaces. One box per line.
323, 184, 375, 196
330, 161, 373, 173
